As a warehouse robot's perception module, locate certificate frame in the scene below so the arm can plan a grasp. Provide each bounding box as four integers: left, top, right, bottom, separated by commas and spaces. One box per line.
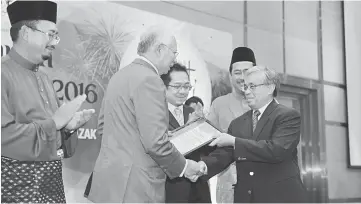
169, 117, 222, 156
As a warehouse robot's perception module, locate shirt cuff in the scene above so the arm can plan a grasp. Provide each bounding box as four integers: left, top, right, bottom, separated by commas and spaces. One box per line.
179, 159, 188, 177
38, 118, 57, 141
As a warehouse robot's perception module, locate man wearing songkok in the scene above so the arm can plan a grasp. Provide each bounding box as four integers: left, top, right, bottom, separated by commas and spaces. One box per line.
1, 1, 94, 203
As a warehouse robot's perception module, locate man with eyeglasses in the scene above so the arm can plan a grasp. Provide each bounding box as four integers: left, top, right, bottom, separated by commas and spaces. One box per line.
199, 66, 308, 203
86, 26, 204, 203
1, 1, 95, 203
160, 63, 214, 203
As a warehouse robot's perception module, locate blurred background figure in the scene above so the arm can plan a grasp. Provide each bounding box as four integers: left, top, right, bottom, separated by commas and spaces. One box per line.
185, 96, 206, 116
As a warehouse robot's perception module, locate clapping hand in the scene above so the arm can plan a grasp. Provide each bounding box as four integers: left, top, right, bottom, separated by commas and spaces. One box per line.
65, 109, 96, 130
184, 160, 208, 182
52, 94, 87, 130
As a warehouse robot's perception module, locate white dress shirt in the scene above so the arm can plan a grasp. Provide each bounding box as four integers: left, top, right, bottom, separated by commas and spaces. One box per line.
253, 99, 274, 120
167, 103, 189, 176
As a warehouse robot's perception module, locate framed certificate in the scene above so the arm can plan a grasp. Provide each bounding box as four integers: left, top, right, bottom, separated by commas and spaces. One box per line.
169, 118, 222, 156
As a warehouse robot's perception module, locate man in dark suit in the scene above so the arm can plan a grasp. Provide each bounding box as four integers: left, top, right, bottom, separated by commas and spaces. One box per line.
199, 66, 308, 203
161, 63, 214, 203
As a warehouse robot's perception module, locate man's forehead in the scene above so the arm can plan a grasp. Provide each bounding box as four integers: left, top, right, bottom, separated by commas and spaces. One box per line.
232, 61, 253, 71
245, 72, 265, 83
170, 71, 189, 81
36, 20, 58, 32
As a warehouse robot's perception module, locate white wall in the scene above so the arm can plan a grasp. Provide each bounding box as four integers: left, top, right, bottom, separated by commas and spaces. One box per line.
344, 1, 361, 168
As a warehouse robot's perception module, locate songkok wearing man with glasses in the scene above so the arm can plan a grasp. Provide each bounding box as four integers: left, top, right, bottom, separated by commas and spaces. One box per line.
161, 63, 215, 203
2, 1, 95, 203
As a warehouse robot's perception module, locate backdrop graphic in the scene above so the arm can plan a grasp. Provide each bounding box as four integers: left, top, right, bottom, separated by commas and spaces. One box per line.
1, 1, 233, 202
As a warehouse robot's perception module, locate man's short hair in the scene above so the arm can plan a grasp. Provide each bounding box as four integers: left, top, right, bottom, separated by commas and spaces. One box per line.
185, 96, 204, 107
160, 63, 189, 86
10, 20, 38, 42
137, 26, 173, 56
245, 66, 281, 97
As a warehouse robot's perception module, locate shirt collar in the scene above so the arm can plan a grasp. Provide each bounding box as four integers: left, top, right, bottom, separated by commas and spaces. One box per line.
168, 102, 183, 114
138, 56, 159, 75
8, 48, 39, 71
254, 99, 273, 118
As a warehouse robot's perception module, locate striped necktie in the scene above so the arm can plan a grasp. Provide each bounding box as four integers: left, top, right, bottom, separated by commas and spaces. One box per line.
174, 107, 184, 126
252, 110, 261, 132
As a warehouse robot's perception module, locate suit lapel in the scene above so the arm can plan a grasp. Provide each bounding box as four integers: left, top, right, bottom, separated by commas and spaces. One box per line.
253, 100, 278, 140
241, 111, 253, 138
183, 107, 189, 124
169, 111, 180, 130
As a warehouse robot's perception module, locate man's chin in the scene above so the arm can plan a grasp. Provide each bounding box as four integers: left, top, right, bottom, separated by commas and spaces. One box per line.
176, 101, 186, 106
245, 99, 255, 106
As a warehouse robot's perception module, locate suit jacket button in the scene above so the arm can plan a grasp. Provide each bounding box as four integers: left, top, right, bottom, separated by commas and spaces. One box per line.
248, 190, 252, 194
249, 172, 254, 176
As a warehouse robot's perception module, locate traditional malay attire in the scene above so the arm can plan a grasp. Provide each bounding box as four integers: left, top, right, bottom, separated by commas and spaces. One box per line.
1, 1, 77, 203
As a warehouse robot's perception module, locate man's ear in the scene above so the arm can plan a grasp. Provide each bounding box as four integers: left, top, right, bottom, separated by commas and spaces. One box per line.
155, 44, 163, 56
268, 84, 276, 95
20, 25, 29, 42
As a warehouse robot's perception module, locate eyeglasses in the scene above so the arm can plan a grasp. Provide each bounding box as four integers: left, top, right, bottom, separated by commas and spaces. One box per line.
168, 84, 192, 91
162, 44, 179, 57
242, 83, 267, 92
26, 25, 60, 44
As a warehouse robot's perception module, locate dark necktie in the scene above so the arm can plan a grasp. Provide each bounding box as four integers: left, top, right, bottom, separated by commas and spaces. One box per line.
252, 110, 261, 132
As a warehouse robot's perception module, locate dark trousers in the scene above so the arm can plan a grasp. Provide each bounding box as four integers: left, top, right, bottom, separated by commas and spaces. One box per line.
165, 177, 211, 203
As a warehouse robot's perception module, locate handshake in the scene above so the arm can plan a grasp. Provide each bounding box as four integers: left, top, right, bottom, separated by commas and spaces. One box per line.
183, 159, 208, 182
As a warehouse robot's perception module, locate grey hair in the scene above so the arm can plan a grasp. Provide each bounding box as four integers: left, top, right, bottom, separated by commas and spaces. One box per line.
137, 26, 173, 55
245, 66, 281, 97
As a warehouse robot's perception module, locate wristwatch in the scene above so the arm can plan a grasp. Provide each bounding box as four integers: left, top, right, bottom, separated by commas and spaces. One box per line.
65, 128, 75, 134
64, 129, 76, 139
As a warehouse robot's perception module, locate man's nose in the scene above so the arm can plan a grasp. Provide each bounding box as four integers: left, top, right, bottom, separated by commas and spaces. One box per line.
178, 88, 189, 94
244, 88, 252, 95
